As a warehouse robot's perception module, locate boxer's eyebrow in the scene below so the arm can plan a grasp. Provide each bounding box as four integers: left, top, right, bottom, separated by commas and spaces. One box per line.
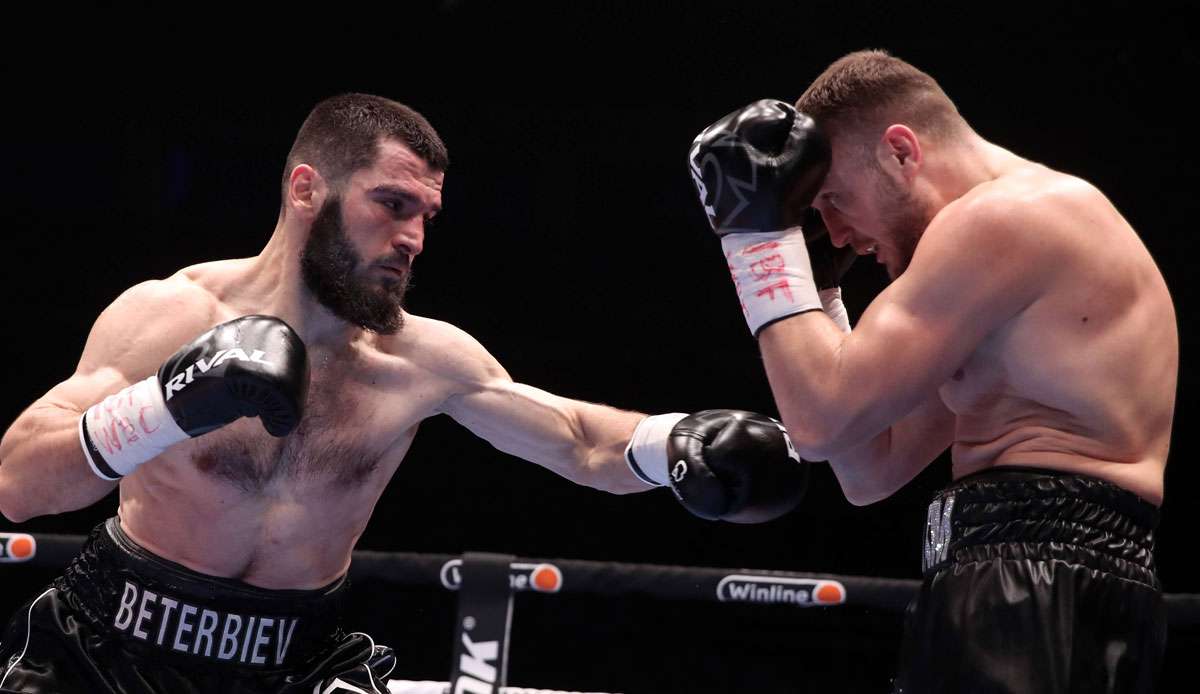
369, 185, 441, 215
369, 185, 416, 200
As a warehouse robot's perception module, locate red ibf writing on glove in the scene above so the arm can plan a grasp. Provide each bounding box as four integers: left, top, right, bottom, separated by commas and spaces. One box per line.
728, 241, 796, 305
88, 385, 164, 456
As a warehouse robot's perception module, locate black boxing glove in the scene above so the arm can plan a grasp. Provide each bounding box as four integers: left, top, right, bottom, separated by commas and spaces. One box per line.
688, 99, 830, 237
687, 100, 834, 335
625, 410, 809, 523
802, 207, 857, 333
80, 315, 309, 480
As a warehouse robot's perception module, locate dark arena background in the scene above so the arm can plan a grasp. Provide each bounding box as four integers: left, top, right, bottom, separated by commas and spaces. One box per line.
3, 6, 1197, 693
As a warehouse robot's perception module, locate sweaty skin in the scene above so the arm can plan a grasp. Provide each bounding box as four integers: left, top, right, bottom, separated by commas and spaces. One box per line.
0, 140, 649, 588
761, 132, 1176, 506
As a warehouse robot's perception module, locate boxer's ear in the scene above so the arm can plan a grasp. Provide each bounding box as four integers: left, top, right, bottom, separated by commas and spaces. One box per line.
879, 125, 921, 180
286, 164, 326, 221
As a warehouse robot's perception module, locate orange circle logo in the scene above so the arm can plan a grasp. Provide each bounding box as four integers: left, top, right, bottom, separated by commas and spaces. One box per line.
9, 537, 33, 558
531, 564, 562, 593
2, 534, 35, 561
815, 582, 845, 604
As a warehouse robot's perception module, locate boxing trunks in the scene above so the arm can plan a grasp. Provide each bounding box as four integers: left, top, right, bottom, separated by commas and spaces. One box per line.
893, 466, 1165, 693
0, 518, 392, 693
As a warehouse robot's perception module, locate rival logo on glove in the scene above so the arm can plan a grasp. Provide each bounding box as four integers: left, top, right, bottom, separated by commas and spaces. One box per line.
163, 349, 275, 401
688, 134, 762, 235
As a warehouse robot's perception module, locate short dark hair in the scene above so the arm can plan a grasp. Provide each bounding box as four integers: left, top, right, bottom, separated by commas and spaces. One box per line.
796, 50, 967, 147
281, 93, 448, 210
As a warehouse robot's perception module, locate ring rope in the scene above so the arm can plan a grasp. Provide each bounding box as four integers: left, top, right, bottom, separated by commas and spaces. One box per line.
6, 533, 1198, 624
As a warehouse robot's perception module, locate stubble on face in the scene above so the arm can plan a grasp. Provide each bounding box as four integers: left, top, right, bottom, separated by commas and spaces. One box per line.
872, 171, 932, 279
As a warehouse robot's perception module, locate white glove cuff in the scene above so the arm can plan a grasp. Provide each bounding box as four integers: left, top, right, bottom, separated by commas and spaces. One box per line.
80, 375, 189, 480
624, 413, 689, 487
721, 229, 823, 335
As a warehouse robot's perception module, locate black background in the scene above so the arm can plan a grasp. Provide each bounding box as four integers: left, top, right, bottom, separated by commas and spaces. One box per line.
2, 5, 1197, 692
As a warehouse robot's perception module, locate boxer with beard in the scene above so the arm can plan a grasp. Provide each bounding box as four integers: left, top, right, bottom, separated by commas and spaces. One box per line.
0, 93, 808, 693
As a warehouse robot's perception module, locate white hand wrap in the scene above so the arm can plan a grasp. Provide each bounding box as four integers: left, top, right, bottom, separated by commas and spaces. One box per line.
79, 375, 189, 480
721, 228, 822, 335
624, 413, 689, 487
819, 287, 852, 333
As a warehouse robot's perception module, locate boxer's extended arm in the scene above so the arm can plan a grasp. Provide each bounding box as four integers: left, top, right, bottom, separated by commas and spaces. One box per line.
0, 279, 216, 521
446, 379, 649, 494
433, 327, 648, 494
431, 324, 806, 514
759, 197, 1051, 502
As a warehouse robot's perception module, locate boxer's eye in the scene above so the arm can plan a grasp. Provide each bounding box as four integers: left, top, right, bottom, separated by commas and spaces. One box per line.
381, 199, 414, 217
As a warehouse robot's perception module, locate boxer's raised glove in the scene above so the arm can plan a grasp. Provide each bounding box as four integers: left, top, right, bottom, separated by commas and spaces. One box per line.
688, 99, 838, 335
80, 315, 309, 480
626, 410, 808, 523
801, 207, 857, 332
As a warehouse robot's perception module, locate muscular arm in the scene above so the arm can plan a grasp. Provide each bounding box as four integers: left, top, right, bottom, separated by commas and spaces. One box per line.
429, 324, 650, 495
759, 197, 1050, 503
0, 279, 215, 521
819, 393, 956, 505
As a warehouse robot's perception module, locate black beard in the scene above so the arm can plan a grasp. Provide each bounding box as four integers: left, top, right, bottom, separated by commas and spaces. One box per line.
300, 195, 409, 334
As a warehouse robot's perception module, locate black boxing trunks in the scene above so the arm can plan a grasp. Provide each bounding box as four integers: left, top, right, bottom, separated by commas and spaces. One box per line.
0, 518, 388, 693
892, 466, 1165, 694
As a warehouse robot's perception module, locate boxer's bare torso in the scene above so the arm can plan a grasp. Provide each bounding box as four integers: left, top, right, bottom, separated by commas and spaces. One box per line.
117, 261, 451, 588
4, 258, 645, 590
768, 143, 1176, 506
53, 255, 508, 588
934, 165, 1175, 504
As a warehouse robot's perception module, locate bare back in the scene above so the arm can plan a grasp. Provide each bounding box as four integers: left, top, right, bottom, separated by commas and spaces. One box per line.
937, 166, 1176, 503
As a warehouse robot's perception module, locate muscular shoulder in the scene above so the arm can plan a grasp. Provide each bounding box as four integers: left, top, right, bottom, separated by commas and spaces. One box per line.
79, 274, 222, 376
880, 167, 1098, 334
943, 167, 1107, 245
916, 167, 1102, 284
388, 313, 510, 392
116, 273, 218, 315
